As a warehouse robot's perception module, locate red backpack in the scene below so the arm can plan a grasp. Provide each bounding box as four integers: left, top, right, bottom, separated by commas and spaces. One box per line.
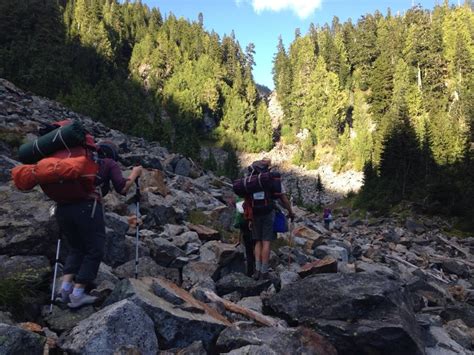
12, 120, 100, 203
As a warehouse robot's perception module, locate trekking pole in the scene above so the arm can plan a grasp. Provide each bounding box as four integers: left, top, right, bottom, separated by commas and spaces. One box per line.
134, 178, 141, 279
288, 197, 293, 270
50, 238, 61, 313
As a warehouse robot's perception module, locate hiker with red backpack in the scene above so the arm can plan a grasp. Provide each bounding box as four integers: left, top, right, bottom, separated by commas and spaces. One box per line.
12, 121, 142, 308
233, 158, 294, 280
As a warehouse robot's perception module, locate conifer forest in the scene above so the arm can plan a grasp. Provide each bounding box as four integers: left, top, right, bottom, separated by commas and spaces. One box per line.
0, 0, 473, 230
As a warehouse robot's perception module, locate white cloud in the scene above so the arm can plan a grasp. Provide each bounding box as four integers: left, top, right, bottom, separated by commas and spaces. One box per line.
241, 0, 323, 19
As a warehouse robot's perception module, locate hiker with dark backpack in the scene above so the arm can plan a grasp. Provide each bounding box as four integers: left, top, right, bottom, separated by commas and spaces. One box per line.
12, 122, 142, 308
233, 158, 294, 280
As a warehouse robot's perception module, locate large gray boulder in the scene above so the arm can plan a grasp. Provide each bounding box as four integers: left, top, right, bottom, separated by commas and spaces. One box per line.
200, 241, 245, 277
104, 227, 149, 268
216, 326, 337, 355
114, 256, 180, 284
0, 187, 58, 257
104, 277, 229, 350
0, 323, 45, 355
59, 299, 158, 355
265, 273, 425, 355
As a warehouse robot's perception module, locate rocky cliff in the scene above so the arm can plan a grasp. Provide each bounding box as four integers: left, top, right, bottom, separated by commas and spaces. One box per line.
242, 92, 364, 206
1, 79, 473, 355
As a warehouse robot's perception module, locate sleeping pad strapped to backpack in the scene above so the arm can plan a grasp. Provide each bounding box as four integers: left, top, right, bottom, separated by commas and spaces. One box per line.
232, 161, 282, 216
12, 120, 99, 203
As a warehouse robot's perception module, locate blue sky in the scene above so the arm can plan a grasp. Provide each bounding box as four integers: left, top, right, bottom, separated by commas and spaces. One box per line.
144, 0, 457, 89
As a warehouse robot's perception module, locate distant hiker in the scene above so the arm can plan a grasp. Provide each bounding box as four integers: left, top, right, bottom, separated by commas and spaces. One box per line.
233, 158, 294, 280
323, 208, 333, 230
234, 198, 255, 277
56, 141, 142, 308
12, 123, 143, 309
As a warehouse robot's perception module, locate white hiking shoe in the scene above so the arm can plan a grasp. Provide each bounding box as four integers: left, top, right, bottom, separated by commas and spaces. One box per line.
67, 293, 97, 309
55, 288, 72, 304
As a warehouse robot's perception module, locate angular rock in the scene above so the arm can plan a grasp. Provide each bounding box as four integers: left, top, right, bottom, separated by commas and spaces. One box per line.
159, 341, 207, 355
441, 260, 469, 278
355, 261, 395, 277
188, 223, 220, 241
407, 277, 452, 308
105, 212, 129, 236
175, 158, 192, 177
298, 257, 338, 278
95, 262, 120, 286
441, 304, 474, 327
279, 270, 300, 289
114, 256, 180, 284
293, 225, 325, 251
216, 326, 337, 355
0, 155, 18, 183
265, 273, 425, 355
216, 273, 271, 297
163, 224, 188, 238
424, 325, 467, 355
60, 299, 158, 355
150, 238, 186, 267
0, 323, 45, 355
0, 311, 14, 325
0, 187, 59, 257
200, 241, 242, 266
42, 305, 95, 333
445, 319, 474, 349
0, 255, 51, 284
382, 227, 405, 243
406, 219, 425, 234
171, 231, 201, 249
237, 296, 263, 313
182, 261, 219, 290
313, 245, 348, 262
225, 344, 277, 354
104, 228, 147, 268
120, 153, 163, 171
104, 278, 229, 350
141, 169, 170, 197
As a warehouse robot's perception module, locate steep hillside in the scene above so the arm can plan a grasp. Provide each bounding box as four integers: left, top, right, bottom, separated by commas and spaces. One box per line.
1, 79, 473, 354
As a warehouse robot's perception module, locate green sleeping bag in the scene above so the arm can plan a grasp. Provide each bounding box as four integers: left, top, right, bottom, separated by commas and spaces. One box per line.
18, 121, 86, 164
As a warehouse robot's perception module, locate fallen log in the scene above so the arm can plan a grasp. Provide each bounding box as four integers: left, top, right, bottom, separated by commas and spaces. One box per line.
435, 235, 470, 258
203, 290, 284, 328
431, 254, 474, 268
385, 254, 450, 284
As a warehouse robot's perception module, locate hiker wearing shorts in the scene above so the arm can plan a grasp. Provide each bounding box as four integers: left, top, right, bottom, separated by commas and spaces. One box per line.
251, 159, 294, 280
56, 141, 142, 308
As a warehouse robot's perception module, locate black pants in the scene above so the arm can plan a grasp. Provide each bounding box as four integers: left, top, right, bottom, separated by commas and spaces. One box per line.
241, 222, 255, 276
56, 201, 105, 285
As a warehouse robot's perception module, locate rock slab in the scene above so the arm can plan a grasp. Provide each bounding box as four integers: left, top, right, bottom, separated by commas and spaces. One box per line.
59, 299, 158, 355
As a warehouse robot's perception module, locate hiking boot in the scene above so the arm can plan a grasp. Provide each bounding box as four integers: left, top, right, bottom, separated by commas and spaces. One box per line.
252, 271, 260, 280
259, 272, 270, 281
67, 293, 97, 309
55, 288, 72, 304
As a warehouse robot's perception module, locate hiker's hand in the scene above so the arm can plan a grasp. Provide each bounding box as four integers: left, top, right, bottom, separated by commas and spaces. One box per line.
132, 166, 143, 177
128, 215, 143, 228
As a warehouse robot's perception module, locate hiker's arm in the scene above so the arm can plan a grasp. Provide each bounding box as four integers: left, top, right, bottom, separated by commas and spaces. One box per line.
279, 194, 295, 221
121, 166, 143, 194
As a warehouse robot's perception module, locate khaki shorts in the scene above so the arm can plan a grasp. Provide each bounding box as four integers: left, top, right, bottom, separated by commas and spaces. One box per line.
252, 210, 276, 241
